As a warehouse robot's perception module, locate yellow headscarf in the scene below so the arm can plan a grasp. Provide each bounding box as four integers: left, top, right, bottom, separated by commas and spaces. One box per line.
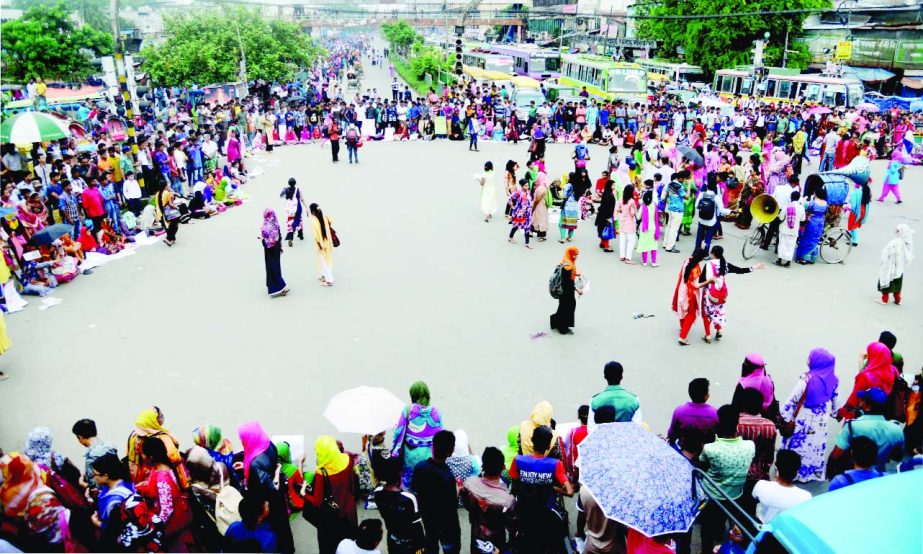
519, 400, 559, 456
314, 435, 349, 475
127, 407, 176, 461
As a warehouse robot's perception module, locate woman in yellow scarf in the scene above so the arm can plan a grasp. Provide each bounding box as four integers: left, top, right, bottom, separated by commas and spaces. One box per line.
126, 407, 186, 486
302, 436, 358, 553
519, 400, 562, 457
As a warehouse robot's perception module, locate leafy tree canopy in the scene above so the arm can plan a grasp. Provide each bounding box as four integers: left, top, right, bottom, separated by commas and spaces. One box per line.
1, 2, 114, 82
13, 0, 112, 33
635, 0, 830, 74
140, 8, 324, 86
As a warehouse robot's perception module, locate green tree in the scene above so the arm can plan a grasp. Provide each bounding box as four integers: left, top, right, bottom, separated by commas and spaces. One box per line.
1, 2, 114, 81
635, 0, 830, 74
381, 20, 419, 55
409, 45, 452, 82
141, 8, 324, 86
13, 0, 112, 33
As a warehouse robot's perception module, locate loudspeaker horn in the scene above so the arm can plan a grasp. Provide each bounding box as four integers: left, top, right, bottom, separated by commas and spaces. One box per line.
750, 193, 780, 224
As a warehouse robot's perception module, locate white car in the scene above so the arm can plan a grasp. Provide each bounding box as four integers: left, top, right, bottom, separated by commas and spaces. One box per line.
511, 88, 547, 120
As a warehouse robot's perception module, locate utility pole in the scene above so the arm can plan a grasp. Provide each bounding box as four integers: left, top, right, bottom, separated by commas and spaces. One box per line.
782, 28, 789, 68
236, 19, 248, 83
109, 0, 143, 191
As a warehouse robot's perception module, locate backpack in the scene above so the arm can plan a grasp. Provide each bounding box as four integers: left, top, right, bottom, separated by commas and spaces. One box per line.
346, 128, 358, 144
707, 279, 728, 305
575, 144, 588, 160
886, 371, 910, 423
43, 456, 88, 511
214, 465, 243, 535
697, 193, 716, 221
549, 264, 565, 299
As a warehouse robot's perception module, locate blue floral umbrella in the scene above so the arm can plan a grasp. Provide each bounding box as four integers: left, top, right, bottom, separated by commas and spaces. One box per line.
577, 423, 699, 537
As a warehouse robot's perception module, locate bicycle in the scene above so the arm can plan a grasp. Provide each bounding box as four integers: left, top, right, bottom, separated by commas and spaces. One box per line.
818, 225, 852, 264
741, 223, 776, 260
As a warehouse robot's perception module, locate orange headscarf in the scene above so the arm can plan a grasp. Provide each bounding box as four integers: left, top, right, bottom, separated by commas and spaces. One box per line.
562, 246, 579, 280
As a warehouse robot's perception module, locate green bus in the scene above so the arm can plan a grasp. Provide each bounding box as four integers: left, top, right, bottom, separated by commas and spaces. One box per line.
558, 54, 648, 104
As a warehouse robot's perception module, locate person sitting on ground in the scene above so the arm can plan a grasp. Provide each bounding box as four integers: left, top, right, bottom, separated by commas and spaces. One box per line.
336, 519, 384, 554
224, 493, 279, 553
751, 449, 812, 523
828, 436, 885, 492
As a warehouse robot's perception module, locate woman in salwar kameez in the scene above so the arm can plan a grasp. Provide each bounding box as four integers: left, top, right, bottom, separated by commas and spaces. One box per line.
282, 178, 304, 246
795, 188, 828, 264
531, 172, 550, 241
847, 181, 871, 246
261, 209, 288, 297
698, 246, 761, 342
309, 203, 335, 286
390, 381, 444, 489
477, 161, 498, 222
780, 348, 841, 482
559, 183, 579, 243
507, 179, 533, 248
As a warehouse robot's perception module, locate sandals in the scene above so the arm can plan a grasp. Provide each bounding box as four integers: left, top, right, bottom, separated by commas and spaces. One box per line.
715, 331, 723, 340
702, 336, 712, 344
678, 339, 690, 346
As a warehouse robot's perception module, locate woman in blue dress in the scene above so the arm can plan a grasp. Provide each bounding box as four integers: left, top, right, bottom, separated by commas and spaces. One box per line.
390, 381, 444, 488
559, 181, 580, 243
795, 187, 828, 264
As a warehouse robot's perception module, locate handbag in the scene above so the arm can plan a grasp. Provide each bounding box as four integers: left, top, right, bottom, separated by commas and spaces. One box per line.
45, 456, 88, 510
601, 223, 615, 240
330, 226, 340, 248
301, 469, 347, 529
779, 376, 810, 438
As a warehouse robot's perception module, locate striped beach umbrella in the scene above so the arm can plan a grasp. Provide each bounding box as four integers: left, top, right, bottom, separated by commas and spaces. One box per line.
0, 112, 71, 144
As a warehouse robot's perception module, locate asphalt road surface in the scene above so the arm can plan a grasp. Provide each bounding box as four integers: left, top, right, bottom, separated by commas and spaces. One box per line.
2, 44, 921, 552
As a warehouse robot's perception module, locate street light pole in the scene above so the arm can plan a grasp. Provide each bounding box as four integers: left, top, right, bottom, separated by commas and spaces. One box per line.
109, 0, 142, 190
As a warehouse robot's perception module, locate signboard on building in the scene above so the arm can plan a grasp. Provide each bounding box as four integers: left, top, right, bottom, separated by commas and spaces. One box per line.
835, 40, 852, 60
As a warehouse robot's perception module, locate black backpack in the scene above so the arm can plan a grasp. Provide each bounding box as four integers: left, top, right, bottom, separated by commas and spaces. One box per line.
697, 193, 716, 220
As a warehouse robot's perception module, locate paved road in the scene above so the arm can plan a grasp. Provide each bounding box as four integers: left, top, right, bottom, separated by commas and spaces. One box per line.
2, 44, 921, 552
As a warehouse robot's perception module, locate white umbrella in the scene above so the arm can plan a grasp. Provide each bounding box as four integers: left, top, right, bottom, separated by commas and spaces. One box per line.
323, 386, 405, 435
0, 112, 71, 144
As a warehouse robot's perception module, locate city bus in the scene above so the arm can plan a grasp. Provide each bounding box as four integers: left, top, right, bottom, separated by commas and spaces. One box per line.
713, 69, 865, 108
486, 44, 561, 80
558, 54, 648, 104
636, 59, 705, 85
462, 51, 515, 74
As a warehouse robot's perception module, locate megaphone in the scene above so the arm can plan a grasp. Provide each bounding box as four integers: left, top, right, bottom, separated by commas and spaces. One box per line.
826, 155, 871, 186
750, 194, 780, 224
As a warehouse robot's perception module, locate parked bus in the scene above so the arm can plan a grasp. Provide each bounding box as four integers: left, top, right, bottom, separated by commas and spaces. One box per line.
486, 44, 561, 80
559, 54, 648, 104
636, 59, 705, 85
462, 51, 515, 74
713, 69, 865, 108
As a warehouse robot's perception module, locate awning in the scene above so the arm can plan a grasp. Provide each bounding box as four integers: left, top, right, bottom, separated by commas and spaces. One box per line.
843, 66, 895, 81
901, 77, 923, 89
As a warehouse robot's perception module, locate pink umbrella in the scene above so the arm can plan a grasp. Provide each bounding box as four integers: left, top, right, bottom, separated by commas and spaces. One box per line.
808, 106, 832, 116
857, 102, 880, 112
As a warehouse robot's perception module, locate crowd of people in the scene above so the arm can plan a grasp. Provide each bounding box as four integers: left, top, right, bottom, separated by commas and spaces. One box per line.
0, 332, 919, 553
1, 33, 921, 553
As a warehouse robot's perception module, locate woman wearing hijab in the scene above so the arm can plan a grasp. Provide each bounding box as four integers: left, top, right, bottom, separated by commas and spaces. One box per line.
302, 436, 359, 553
238, 420, 295, 554
878, 223, 913, 305
518, 401, 563, 458
550, 246, 582, 335
780, 348, 841, 482
137, 437, 197, 552
446, 430, 481, 491
558, 181, 580, 243
595, 179, 616, 252
23, 427, 82, 488
673, 250, 708, 345
126, 406, 183, 485
309, 203, 335, 286
0, 452, 70, 551
261, 208, 289, 297
185, 445, 227, 519
733, 353, 777, 416
839, 342, 900, 421
391, 381, 444, 488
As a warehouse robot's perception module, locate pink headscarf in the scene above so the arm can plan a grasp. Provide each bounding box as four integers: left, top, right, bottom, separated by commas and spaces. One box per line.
739, 353, 775, 411
238, 421, 271, 480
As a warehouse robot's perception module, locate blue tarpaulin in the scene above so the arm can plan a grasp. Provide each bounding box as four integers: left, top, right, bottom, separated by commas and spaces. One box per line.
843, 65, 895, 81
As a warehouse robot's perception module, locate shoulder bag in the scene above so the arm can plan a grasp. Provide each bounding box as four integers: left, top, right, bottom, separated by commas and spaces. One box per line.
301, 469, 348, 530
214, 464, 243, 535
329, 220, 340, 248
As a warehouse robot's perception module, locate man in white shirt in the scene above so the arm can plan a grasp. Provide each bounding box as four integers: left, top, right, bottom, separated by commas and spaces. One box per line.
336, 519, 383, 554
752, 449, 811, 523
820, 129, 839, 171
775, 190, 805, 267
